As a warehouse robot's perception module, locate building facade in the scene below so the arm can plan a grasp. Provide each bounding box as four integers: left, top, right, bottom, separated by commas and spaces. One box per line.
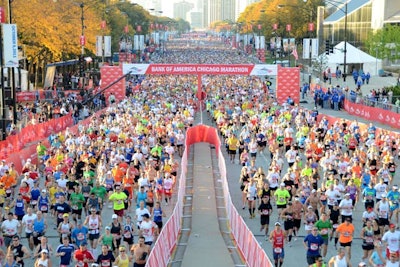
173, 0, 195, 20
323, 0, 400, 48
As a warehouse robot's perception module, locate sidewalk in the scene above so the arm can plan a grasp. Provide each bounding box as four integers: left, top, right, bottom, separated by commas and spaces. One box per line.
297, 74, 400, 130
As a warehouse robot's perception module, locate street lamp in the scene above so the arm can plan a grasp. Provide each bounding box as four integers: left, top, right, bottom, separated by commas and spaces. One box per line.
304, 0, 348, 81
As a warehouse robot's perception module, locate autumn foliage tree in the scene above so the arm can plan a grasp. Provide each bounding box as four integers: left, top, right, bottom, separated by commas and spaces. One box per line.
237, 0, 324, 40
0, 0, 179, 84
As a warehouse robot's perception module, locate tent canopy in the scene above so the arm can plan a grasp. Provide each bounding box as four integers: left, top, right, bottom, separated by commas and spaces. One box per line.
323, 41, 382, 76
327, 41, 381, 64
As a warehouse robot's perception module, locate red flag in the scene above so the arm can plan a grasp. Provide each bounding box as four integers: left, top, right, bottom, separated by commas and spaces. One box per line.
291, 48, 298, 60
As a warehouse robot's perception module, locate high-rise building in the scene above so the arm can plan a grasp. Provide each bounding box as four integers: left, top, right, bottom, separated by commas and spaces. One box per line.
173, 1, 195, 20
206, 0, 235, 26
191, 11, 203, 29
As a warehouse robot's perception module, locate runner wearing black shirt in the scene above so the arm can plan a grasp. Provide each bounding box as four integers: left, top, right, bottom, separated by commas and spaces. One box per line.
96, 245, 115, 266
258, 196, 273, 238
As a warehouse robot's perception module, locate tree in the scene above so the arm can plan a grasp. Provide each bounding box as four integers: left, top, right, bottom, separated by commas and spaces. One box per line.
365, 25, 400, 63
312, 54, 328, 79
237, 0, 324, 40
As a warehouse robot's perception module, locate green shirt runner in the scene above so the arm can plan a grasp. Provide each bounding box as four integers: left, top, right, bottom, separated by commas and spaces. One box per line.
315, 219, 333, 239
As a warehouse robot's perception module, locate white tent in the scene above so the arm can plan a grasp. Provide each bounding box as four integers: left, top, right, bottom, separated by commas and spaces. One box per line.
324, 41, 382, 76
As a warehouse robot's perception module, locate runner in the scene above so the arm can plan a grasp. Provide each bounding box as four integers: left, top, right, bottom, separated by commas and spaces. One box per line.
269, 222, 287, 267
304, 226, 324, 265
258, 195, 272, 239
335, 218, 355, 260
315, 213, 333, 258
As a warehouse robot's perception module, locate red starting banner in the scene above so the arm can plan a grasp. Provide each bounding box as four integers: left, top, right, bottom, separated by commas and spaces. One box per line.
122, 64, 277, 76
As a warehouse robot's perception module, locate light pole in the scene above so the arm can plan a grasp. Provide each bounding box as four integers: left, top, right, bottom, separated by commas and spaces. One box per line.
79, 3, 86, 89
272, 23, 279, 64
304, 0, 348, 81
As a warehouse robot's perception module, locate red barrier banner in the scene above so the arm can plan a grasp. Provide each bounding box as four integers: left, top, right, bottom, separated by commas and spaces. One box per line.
4, 109, 106, 173
16, 90, 56, 102
0, 114, 73, 161
276, 65, 300, 104
344, 99, 400, 129
17, 91, 36, 102
100, 66, 126, 102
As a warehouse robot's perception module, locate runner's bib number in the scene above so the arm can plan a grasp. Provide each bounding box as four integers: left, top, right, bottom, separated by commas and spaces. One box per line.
274, 247, 282, 253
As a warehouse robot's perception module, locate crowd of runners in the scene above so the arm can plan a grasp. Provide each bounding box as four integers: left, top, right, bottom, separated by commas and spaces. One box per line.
205, 70, 400, 267
0, 70, 199, 266
0, 38, 398, 267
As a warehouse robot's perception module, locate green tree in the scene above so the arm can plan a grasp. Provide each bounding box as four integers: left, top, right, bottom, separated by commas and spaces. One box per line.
365, 25, 400, 63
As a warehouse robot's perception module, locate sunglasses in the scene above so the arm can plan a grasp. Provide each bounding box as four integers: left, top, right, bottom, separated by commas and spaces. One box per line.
120, 250, 126, 252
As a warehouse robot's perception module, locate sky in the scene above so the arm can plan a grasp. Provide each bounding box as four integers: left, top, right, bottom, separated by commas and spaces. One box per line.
132, 0, 197, 19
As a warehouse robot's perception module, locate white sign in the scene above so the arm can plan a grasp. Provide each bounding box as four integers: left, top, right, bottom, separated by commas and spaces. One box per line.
104, 36, 111, 57
96, 36, 103, 57
134, 35, 139, 51
255, 36, 260, 49
139, 35, 145, 50
260, 36, 265, 49
303, 38, 319, 59
3, 24, 18, 67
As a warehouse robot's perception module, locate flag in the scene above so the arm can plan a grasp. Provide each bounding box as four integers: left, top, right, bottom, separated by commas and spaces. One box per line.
291, 48, 299, 60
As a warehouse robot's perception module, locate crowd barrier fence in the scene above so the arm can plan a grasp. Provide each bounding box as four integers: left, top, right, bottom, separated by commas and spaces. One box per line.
146, 125, 272, 267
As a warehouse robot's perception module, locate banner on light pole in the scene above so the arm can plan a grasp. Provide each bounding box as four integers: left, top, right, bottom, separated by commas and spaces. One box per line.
303, 38, 319, 59
260, 36, 265, 49
255, 36, 260, 49
104, 36, 111, 57
283, 38, 296, 52
2, 24, 19, 68
311, 38, 319, 58
139, 35, 145, 50
134, 35, 139, 51
96, 36, 103, 57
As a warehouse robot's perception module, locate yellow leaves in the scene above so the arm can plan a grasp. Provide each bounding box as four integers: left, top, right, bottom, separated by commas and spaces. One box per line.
11, 0, 104, 62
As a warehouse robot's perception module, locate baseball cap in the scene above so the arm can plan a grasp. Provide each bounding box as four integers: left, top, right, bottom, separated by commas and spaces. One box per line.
382, 193, 387, 198
280, 183, 285, 187
76, 219, 82, 225
275, 222, 281, 226
80, 241, 87, 246
311, 189, 316, 193
142, 213, 150, 219
105, 226, 111, 230
390, 223, 396, 228
112, 214, 118, 219
345, 193, 350, 196
62, 213, 69, 218
41, 189, 47, 193
40, 249, 48, 254
308, 206, 313, 210
358, 262, 367, 267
